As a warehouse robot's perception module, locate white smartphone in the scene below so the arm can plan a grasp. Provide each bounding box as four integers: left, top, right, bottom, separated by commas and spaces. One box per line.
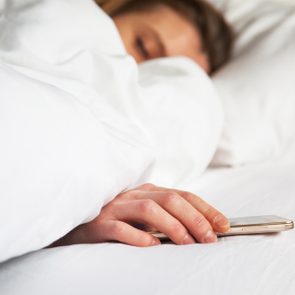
149, 215, 294, 241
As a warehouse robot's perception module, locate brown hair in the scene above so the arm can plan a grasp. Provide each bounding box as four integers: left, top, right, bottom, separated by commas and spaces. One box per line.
96, 0, 234, 74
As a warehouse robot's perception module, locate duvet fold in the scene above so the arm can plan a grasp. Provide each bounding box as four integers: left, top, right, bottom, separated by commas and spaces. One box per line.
0, 0, 223, 262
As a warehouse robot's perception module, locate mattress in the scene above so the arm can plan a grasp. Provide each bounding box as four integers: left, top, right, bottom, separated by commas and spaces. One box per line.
1, 150, 294, 295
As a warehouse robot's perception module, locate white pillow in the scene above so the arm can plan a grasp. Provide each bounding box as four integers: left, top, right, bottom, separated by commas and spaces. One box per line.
210, 0, 295, 166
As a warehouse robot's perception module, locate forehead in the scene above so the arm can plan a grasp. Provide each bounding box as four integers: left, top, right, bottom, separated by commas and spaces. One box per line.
137, 5, 206, 62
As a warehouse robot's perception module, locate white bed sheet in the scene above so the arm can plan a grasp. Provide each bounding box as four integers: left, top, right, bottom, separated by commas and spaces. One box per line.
1, 150, 294, 295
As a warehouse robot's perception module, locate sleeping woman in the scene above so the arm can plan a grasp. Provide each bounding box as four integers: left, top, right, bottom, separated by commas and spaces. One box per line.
52, 0, 234, 247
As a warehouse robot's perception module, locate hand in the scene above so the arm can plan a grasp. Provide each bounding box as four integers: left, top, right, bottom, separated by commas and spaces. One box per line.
51, 183, 230, 247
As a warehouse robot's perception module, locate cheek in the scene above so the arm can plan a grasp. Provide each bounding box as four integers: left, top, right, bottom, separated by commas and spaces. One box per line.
196, 54, 210, 74
114, 19, 142, 63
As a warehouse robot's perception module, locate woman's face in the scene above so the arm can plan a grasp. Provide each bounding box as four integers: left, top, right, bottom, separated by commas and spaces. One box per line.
113, 4, 210, 73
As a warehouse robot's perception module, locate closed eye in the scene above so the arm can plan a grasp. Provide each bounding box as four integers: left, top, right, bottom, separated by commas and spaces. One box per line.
136, 37, 150, 59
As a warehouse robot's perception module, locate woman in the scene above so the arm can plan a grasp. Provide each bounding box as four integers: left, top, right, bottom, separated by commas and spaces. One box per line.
100, 0, 233, 74
53, 0, 233, 247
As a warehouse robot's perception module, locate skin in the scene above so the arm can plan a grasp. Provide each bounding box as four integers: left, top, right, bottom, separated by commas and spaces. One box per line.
113, 4, 210, 73
51, 6, 229, 248
52, 184, 229, 247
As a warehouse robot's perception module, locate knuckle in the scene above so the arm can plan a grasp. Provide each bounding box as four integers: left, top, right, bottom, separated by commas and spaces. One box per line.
193, 215, 207, 228
169, 222, 190, 243
170, 222, 186, 237
113, 192, 129, 201
213, 212, 223, 221
204, 207, 215, 219
109, 222, 125, 238
139, 199, 157, 215
183, 191, 200, 202
140, 183, 156, 191
181, 191, 192, 200
163, 192, 181, 207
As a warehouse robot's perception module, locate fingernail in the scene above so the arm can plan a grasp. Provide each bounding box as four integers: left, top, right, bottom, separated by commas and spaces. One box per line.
203, 231, 218, 244
151, 239, 161, 246
182, 234, 195, 245
214, 216, 230, 230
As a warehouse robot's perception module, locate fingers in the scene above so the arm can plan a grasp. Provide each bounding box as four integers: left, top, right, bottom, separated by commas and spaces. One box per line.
138, 184, 230, 233
71, 183, 229, 248
50, 216, 161, 248
172, 190, 230, 233
128, 191, 217, 243
93, 220, 161, 247
154, 192, 218, 243
112, 199, 196, 245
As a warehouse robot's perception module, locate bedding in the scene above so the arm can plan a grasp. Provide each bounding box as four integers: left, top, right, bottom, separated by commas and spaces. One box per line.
0, 62, 153, 262
1, 0, 295, 293
0, 148, 294, 295
138, 58, 223, 187
210, 0, 295, 166
0, 0, 223, 262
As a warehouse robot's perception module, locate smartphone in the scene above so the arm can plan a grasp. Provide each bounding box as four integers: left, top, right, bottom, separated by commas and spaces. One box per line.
149, 215, 294, 241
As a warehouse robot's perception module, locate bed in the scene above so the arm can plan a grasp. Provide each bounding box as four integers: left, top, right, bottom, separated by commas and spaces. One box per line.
0, 0, 295, 293
0, 148, 295, 295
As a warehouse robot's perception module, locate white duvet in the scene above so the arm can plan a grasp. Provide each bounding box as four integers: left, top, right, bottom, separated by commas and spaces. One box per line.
0, 0, 223, 262
1, 0, 295, 293
0, 148, 294, 295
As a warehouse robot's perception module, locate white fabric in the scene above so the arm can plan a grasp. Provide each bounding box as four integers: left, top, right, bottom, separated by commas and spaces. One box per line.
139, 58, 223, 187
0, 150, 294, 295
210, 0, 295, 166
0, 0, 153, 262
0, 63, 153, 262
0, 0, 222, 261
